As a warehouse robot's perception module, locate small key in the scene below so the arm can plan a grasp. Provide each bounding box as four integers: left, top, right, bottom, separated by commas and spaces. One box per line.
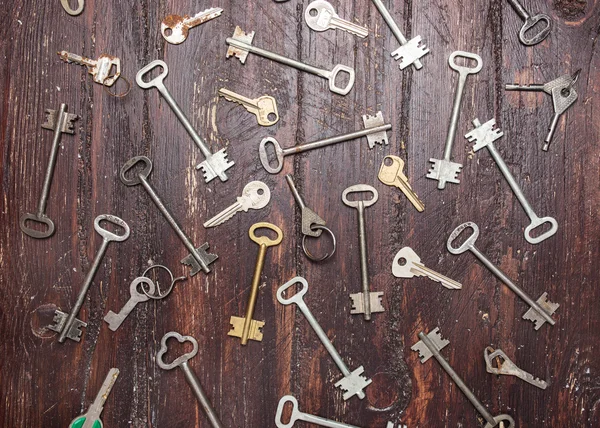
218, 88, 279, 126
304, 0, 369, 38
392, 247, 462, 290
157, 332, 224, 428
60, 0, 84, 16
260, 111, 391, 174
275, 395, 361, 428
485, 347, 548, 389
103, 277, 155, 331
69, 368, 119, 428
204, 181, 271, 228
412, 329, 515, 428
226, 26, 355, 95
277, 277, 372, 400
378, 155, 424, 212
506, 0, 552, 46
58, 51, 122, 87
161, 7, 223, 44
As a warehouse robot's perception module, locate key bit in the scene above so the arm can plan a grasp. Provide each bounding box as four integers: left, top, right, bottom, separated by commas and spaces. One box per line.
485, 347, 548, 389
58, 51, 122, 86
362, 112, 389, 148
334, 366, 373, 401
226, 26, 255, 63
42, 108, 78, 133
161, 7, 223, 44
181, 243, 218, 276
411, 327, 449, 363
349, 292, 384, 315
522, 292, 560, 330
48, 310, 87, 341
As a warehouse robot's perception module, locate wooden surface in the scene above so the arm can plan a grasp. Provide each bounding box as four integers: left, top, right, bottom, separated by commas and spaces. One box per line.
1, 0, 599, 426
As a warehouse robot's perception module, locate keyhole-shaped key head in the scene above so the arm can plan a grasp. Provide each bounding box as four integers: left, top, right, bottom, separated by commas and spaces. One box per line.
277, 276, 309, 306
94, 214, 130, 242
259, 137, 285, 174
156, 331, 198, 370
342, 184, 378, 208
447, 221, 479, 255
391, 247, 421, 278
120, 156, 153, 186
274, 395, 302, 428
249, 222, 283, 247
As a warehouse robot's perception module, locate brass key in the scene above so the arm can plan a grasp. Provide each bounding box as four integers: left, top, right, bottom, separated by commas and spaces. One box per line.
378, 155, 424, 212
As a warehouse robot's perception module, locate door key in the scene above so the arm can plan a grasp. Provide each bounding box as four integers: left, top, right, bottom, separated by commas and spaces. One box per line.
218, 88, 279, 126
485, 347, 548, 389
304, 0, 369, 38
275, 395, 361, 428
378, 155, 424, 212
506, 0, 552, 46
204, 181, 271, 228
392, 247, 462, 290
58, 51, 130, 97
161, 7, 223, 44
69, 368, 119, 428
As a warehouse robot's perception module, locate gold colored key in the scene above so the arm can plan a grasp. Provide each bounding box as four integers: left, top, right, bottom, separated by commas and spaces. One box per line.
218, 88, 279, 126
378, 155, 424, 212
229, 222, 283, 345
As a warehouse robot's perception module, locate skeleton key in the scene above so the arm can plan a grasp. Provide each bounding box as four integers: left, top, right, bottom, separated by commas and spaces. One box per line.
226, 26, 355, 95
277, 277, 372, 400
103, 277, 155, 331
49, 215, 130, 342
276, 395, 361, 428
229, 222, 283, 345
161, 7, 223, 44
204, 181, 271, 228
392, 247, 462, 290
20, 104, 78, 239
157, 332, 224, 428
120, 156, 218, 276
260, 111, 391, 174
218, 88, 279, 126
378, 155, 424, 212
427, 51, 482, 189
506, 0, 552, 46
485, 347, 548, 389
60, 0, 84, 16
304, 0, 369, 38
136, 60, 234, 182
465, 118, 558, 243
58, 51, 122, 87
69, 368, 119, 428
447, 222, 559, 330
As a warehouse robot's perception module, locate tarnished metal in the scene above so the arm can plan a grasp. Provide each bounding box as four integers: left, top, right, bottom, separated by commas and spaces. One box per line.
485, 347, 548, 389
378, 155, 424, 212
218, 88, 279, 126
161, 7, 223, 44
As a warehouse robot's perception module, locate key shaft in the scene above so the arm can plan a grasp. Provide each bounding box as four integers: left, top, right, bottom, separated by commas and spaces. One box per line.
241, 244, 267, 344
288, 124, 391, 156
180, 362, 224, 428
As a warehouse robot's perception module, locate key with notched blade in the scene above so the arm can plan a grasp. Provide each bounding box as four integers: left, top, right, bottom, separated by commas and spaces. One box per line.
304, 0, 369, 38
485, 347, 548, 390
218, 88, 279, 126
204, 181, 271, 228
392, 247, 461, 290
378, 155, 424, 212
69, 368, 119, 428
161, 7, 223, 44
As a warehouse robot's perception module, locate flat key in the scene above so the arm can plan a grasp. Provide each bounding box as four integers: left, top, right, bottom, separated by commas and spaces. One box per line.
204, 181, 271, 228
485, 347, 548, 389
58, 51, 122, 87
506, 0, 552, 46
392, 247, 462, 290
218, 88, 279, 126
275, 395, 361, 428
305, 0, 369, 38
378, 155, 424, 212
161, 7, 223, 44
69, 368, 119, 428
103, 277, 155, 331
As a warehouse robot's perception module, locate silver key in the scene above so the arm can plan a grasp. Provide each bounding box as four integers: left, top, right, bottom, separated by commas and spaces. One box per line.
305, 1, 369, 38
161, 7, 223, 44
392, 247, 462, 290
485, 347, 548, 390
103, 277, 155, 331
69, 368, 119, 428
275, 395, 360, 428
218, 88, 279, 126
58, 51, 122, 87
506, 0, 552, 46
203, 181, 271, 228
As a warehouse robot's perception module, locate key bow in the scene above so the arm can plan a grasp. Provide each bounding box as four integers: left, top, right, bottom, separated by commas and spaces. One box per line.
157, 332, 199, 370
249, 222, 283, 247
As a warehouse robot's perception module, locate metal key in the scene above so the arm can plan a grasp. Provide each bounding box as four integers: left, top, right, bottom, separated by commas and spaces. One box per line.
277, 277, 372, 400
378, 155, 424, 212
49, 214, 130, 342
229, 222, 283, 345
465, 118, 558, 243
342, 185, 383, 321
120, 156, 218, 276
392, 247, 462, 290
69, 368, 119, 428
276, 395, 360, 428
412, 328, 515, 428
260, 111, 391, 174
58, 51, 122, 87
103, 276, 155, 331
427, 51, 482, 189
304, 0, 369, 38
485, 347, 548, 389
161, 7, 223, 44
204, 181, 271, 228
20, 104, 78, 239
136, 60, 233, 182
507, 0, 552, 46
218, 88, 279, 126
157, 332, 223, 428
226, 26, 355, 95
60, 0, 84, 16
447, 221, 559, 330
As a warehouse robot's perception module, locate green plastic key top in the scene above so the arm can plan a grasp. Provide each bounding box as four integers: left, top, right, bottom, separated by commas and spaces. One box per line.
69, 368, 119, 428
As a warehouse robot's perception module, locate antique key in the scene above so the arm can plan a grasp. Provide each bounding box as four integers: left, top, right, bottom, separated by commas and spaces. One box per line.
485, 347, 548, 389
506, 0, 552, 46
229, 222, 283, 345
204, 181, 271, 228
49, 214, 130, 342
218, 88, 279, 126
275, 395, 361, 428
58, 51, 130, 97
427, 51, 482, 189
20, 104, 78, 239
447, 222, 559, 330
69, 368, 119, 428
260, 111, 391, 174
120, 156, 218, 275
157, 332, 224, 428
277, 277, 372, 400
378, 155, 424, 212
161, 7, 223, 44
412, 328, 515, 428
226, 26, 355, 95
304, 0, 369, 38
136, 60, 234, 182
392, 247, 462, 290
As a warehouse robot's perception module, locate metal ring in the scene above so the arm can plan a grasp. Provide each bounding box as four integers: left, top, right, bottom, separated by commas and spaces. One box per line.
302, 224, 336, 262
140, 264, 187, 299
102, 74, 132, 98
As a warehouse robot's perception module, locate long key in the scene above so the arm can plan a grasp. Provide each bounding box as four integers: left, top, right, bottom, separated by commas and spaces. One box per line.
465, 118, 558, 243
204, 181, 271, 228
378, 155, 424, 212
260, 111, 391, 174
48, 215, 130, 342
136, 60, 233, 182
427, 51, 482, 189
161, 7, 223, 44
58, 51, 121, 87
506, 0, 552, 46
412, 329, 515, 428
276, 395, 360, 428
103, 277, 155, 331
20, 104, 78, 239
447, 221, 559, 330
484, 347, 548, 389
226, 26, 355, 95
157, 332, 223, 428
120, 156, 218, 275
304, 1, 369, 38
218, 88, 279, 126
392, 247, 462, 290
69, 368, 119, 428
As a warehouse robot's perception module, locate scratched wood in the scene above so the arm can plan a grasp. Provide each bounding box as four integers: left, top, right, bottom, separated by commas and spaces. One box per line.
1, 0, 599, 426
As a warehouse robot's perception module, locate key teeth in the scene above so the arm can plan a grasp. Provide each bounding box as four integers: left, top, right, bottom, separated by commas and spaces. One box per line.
362, 112, 389, 148
228, 316, 265, 341
427, 159, 462, 186
48, 310, 87, 341
391, 36, 430, 69
197, 149, 234, 183
349, 292, 385, 314
226, 26, 255, 64
42, 109, 78, 134
180, 243, 218, 276
522, 292, 559, 330
411, 327, 449, 363
334, 366, 372, 400
465, 118, 504, 152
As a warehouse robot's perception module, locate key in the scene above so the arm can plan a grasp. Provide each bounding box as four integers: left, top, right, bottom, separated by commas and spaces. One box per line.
465, 118, 558, 243
138, 264, 187, 300
277, 277, 372, 400
218, 88, 279, 126
103, 277, 155, 331
378, 155, 424, 212
427, 51, 482, 189
157, 332, 224, 428
447, 221, 559, 329
60, 0, 84, 15
20, 104, 78, 239
276, 395, 361, 428
69, 368, 119, 428
412, 329, 515, 428
260, 111, 391, 174
136, 60, 234, 182
48, 214, 130, 342
506, 0, 552, 46
120, 156, 218, 276
204, 181, 271, 228
392, 247, 462, 290
304, 0, 369, 38
226, 26, 355, 95
161, 7, 223, 44
484, 347, 548, 389
58, 51, 122, 87
229, 222, 283, 345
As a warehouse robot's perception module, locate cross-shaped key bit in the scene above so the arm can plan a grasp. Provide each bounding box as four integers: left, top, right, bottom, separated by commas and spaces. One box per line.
226, 27, 255, 63
484, 347, 548, 389
181, 243, 218, 276
362, 112, 389, 148
42, 108, 78, 134
522, 292, 560, 330
410, 327, 449, 363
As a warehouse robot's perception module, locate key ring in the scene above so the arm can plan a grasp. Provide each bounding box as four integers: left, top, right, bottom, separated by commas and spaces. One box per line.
302, 224, 336, 262
140, 264, 187, 299
103, 74, 132, 98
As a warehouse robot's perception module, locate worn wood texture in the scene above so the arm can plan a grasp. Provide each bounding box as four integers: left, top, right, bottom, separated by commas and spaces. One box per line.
1, 0, 599, 426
